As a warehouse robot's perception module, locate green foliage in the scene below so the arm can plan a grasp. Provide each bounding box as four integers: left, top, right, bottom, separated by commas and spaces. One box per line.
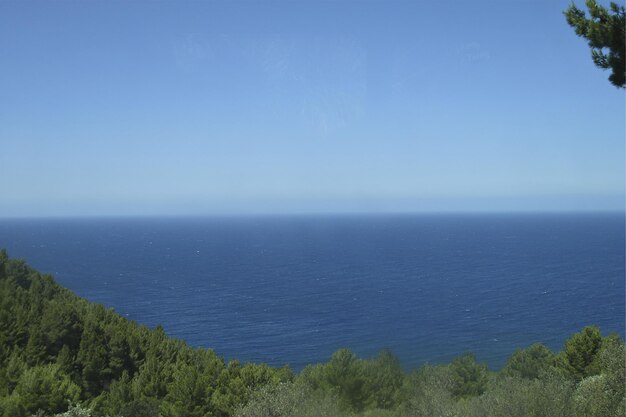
53, 403, 93, 417
77, 320, 110, 396
300, 348, 368, 412
574, 375, 611, 417
564, 0, 626, 87
91, 371, 132, 417
574, 337, 626, 417
361, 350, 405, 410
502, 343, 555, 379
464, 373, 575, 417
235, 382, 341, 417
117, 398, 160, 417
0, 351, 26, 396
5, 259, 32, 289
40, 301, 83, 361
0, 252, 289, 417
402, 364, 457, 417
449, 353, 489, 398
0, 249, 8, 279
558, 325, 603, 381
324, 348, 368, 411
0, 251, 623, 417
11, 363, 81, 416
600, 337, 626, 416
298, 348, 407, 414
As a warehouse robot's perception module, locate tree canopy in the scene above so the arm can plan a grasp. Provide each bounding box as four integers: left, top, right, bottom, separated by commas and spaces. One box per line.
0, 250, 624, 417
564, 0, 626, 88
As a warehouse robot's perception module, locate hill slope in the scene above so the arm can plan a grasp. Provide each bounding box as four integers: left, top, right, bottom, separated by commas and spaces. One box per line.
0, 250, 623, 417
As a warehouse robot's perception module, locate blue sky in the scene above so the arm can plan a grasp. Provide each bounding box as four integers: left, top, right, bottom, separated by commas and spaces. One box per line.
1, 0, 623, 216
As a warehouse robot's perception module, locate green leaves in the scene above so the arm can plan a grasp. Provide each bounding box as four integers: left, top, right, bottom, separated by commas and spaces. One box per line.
450, 352, 489, 398
0, 251, 624, 417
502, 343, 555, 380
564, 0, 626, 87
559, 325, 603, 381
11, 364, 81, 416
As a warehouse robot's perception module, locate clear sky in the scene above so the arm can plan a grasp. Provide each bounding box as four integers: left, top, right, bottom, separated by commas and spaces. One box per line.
1, 0, 624, 217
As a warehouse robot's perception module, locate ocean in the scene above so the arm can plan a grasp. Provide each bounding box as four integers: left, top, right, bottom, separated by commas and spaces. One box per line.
0, 213, 623, 371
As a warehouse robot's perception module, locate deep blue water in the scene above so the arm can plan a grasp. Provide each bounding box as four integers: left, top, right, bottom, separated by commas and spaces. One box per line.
0, 213, 624, 371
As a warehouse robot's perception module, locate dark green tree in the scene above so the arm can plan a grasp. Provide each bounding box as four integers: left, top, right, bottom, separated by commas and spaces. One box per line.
449, 352, 489, 398
23, 325, 47, 366
11, 363, 81, 415
92, 371, 134, 417
0, 352, 26, 395
107, 325, 133, 381
361, 349, 405, 409
299, 349, 368, 412
161, 362, 217, 417
131, 354, 173, 400
40, 300, 83, 360
558, 325, 603, 381
502, 343, 555, 380
564, 0, 626, 88
321, 349, 368, 412
76, 320, 110, 396
0, 249, 8, 279
4, 259, 31, 290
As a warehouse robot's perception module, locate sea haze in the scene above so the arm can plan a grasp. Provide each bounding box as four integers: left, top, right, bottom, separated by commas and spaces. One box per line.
0, 213, 623, 370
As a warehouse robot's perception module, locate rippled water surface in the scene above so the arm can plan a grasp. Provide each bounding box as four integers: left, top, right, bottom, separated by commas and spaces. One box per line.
1, 213, 623, 370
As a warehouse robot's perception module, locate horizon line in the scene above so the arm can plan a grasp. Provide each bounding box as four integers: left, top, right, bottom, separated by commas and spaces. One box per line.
0, 209, 624, 221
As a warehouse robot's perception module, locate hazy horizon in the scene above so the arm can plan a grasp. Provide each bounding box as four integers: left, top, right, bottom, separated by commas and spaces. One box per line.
1, 206, 624, 220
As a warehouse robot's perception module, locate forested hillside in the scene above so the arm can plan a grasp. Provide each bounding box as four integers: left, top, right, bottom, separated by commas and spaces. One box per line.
0, 250, 623, 417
